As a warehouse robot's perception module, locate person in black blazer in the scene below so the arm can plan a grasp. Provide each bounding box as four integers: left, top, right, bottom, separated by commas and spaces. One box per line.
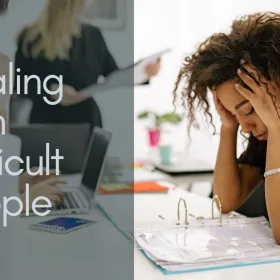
14, 0, 161, 128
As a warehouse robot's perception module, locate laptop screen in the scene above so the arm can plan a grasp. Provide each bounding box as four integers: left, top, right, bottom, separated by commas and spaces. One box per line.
81, 127, 112, 192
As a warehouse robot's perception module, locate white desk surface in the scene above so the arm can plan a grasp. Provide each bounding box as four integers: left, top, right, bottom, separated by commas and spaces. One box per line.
13, 173, 280, 280
14, 174, 133, 280
133, 167, 213, 185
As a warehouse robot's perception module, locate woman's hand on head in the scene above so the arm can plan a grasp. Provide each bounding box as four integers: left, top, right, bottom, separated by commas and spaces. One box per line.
213, 91, 238, 129
236, 61, 280, 131
50, 84, 88, 106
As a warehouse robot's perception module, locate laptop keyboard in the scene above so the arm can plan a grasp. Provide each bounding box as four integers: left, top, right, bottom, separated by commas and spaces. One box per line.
54, 191, 86, 210
64, 192, 79, 209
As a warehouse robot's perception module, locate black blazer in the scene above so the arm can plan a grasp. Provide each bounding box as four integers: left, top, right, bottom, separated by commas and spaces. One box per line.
14, 24, 145, 127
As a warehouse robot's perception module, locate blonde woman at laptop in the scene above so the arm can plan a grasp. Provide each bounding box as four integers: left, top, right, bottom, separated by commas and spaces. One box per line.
14, 0, 161, 129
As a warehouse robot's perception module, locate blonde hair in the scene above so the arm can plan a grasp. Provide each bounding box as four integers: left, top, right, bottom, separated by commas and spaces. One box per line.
17, 0, 84, 61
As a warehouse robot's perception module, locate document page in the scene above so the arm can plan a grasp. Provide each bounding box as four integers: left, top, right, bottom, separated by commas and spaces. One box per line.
79, 48, 172, 97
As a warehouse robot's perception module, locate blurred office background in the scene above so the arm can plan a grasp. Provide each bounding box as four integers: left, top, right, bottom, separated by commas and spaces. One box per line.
136, 0, 280, 167
1, 0, 280, 175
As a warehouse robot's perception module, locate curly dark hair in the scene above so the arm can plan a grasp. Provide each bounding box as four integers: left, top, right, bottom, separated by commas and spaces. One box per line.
173, 12, 280, 162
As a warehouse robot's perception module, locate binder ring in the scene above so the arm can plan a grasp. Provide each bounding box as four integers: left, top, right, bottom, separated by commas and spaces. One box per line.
212, 195, 222, 224
177, 198, 188, 225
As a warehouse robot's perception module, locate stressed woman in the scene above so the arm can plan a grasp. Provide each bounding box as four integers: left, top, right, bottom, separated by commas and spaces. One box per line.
173, 12, 280, 244
14, 0, 160, 128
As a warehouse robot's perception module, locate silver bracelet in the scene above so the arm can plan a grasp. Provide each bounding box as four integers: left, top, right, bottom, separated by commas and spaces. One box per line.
264, 168, 280, 178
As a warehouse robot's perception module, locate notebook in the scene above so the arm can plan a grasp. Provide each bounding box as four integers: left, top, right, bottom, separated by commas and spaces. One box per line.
98, 182, 169, 194
132, 196, 280, 275
98, 193, 280, 274
29, 217, 96, 234
134, 182, 169, 193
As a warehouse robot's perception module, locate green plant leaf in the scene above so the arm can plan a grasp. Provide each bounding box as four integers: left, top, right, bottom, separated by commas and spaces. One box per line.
137, 111, 180, 128
158, 113, 182, 125
137, 111, 151, 119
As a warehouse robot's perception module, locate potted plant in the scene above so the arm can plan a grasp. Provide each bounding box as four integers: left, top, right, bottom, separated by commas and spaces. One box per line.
137, 111, 183, 147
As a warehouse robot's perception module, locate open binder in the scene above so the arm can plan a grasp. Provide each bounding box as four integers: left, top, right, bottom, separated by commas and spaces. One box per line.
132, 196, 280, 275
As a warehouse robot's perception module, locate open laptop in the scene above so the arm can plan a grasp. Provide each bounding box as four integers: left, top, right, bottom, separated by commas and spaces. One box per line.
11, 124, 91, 174
46, 127, 112, 216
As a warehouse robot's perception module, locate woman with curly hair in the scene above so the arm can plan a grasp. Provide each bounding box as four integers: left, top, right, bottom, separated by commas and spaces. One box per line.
173, 12, 280, 244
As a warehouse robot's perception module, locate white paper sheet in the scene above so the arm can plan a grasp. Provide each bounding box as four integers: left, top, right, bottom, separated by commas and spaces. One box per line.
133, 216, 280, 273
79, 48, 172, 97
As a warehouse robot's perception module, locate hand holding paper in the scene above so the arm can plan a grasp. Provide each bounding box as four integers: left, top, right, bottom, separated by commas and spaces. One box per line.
134, 48, 170, 84
79, 48, 171, 98
144, 59, 161, 79
134, 58, 161, 85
